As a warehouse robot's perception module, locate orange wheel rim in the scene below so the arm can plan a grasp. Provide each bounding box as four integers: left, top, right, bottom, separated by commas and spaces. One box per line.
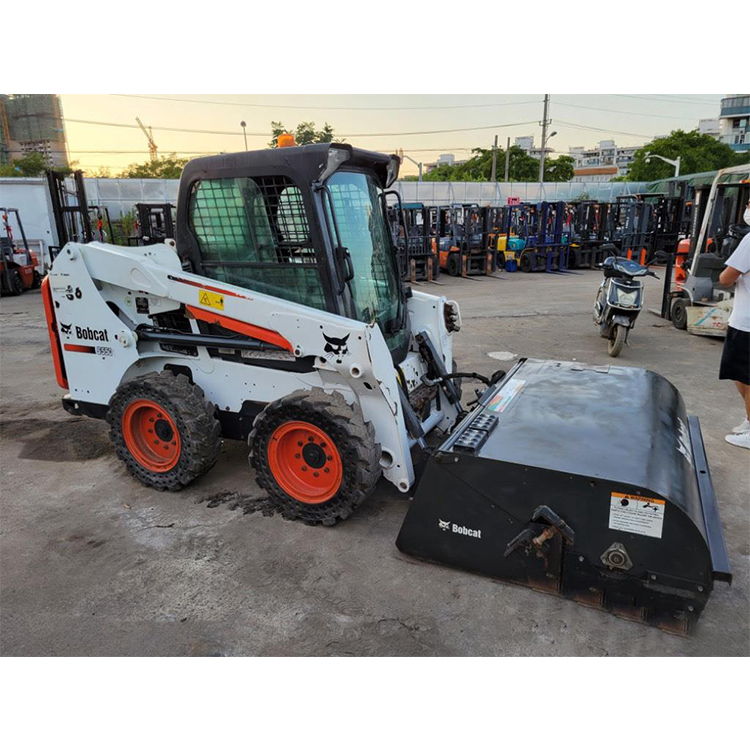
122, 399, 181, 472
267, 421, 343, 504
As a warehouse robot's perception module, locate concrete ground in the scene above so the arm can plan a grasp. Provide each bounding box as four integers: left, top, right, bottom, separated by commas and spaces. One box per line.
1, 270, 748, 656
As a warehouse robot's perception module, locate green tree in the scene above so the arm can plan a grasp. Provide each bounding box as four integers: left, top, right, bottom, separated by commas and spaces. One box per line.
120, 155, 189, 179
0, 152, 62, 177
543, 154, 575, 182
268, 121, 338, 148
422, 145, 546, 182
624, 129, 749, 181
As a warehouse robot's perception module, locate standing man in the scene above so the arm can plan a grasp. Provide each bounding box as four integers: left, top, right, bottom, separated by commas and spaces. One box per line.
719, 200, 750, 449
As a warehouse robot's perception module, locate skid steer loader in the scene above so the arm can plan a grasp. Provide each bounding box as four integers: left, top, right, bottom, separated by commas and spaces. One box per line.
42, 142, 731, 633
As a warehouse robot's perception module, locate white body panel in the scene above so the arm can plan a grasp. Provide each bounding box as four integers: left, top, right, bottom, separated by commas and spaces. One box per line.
47, 241, 460, 493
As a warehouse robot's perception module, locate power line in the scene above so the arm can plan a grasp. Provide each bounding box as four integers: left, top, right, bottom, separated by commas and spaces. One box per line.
612, 94, 720, 106
556, 120, 652, 139
111, 94, 544, 112
554, 101, 706, 120
64, 117, 540, 138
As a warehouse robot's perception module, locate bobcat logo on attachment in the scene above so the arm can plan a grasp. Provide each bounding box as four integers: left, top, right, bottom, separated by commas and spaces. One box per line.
323, 333, 350, 364
438, 519, 451, 531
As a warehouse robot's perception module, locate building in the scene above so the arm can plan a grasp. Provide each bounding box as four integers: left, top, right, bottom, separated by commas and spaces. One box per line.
718, 94, 749, 153
0, 94, 69, 167
569, 140, 641, 183
424, 153, 468, 174
699, 118, 721, 137
514, 135, 553, 160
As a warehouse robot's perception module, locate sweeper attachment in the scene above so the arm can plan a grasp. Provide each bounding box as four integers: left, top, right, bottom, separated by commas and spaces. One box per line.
42, 142, 730, 632
397, 358, 731, 635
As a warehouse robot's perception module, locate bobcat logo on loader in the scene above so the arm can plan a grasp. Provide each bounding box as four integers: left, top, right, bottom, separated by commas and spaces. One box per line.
323, 333, 350, 364
59, 322, 72, 335
438, 519, 451, 531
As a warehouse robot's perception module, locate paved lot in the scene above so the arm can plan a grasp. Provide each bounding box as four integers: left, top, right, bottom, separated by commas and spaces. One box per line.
1, 270, 748, 656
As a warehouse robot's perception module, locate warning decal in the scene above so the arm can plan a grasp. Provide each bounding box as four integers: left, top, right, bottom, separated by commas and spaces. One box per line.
486, 378, 526, 413
609, 492, 665, 539
198, 289, 224, 311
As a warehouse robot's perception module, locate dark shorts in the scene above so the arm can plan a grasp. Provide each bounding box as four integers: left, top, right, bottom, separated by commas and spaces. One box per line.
720, 325, 750, 386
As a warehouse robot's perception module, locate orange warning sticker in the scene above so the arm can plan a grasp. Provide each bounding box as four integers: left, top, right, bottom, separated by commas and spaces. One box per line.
609, 492, 665, 539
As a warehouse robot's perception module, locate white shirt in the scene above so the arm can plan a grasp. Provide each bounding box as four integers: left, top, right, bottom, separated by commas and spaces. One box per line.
727, 232, 750, 332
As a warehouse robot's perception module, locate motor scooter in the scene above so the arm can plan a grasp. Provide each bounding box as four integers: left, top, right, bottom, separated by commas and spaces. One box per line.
593, 255, 659, 357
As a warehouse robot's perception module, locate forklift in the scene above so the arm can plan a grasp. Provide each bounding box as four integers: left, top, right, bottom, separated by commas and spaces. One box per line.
657, 165, 750, 335
568, 201, 617, 269
437, 204, 496, 277
129, 203, 176, 246
517, 201, 570, 273
42, 141, 730, 633
0, 208, 41, 295
392, 202, 439, 283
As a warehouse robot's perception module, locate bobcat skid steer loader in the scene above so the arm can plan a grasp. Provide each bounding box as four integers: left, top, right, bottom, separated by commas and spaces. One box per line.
42, 143, 730, 633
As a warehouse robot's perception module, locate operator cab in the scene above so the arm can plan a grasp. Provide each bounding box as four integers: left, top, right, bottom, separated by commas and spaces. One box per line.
175, 143, 409, 361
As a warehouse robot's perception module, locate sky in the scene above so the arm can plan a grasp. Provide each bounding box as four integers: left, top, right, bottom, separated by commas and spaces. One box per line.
59, 94, 726, 177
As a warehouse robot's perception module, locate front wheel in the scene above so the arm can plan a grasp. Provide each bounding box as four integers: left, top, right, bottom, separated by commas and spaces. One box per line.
519, 251, 533, 273
607, 324, 627, 357
447, 253, 460, 277
249, 389, 381, 526
8, 270, 24, 295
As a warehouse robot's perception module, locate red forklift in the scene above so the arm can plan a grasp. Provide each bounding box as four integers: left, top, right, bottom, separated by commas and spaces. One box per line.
0, 208, 40, 296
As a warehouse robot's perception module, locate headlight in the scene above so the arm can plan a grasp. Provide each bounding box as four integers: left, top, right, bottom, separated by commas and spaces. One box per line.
616, 289, 639, 307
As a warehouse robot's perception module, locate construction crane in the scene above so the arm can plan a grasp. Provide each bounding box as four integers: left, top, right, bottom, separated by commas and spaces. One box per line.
135, 117, 158, 162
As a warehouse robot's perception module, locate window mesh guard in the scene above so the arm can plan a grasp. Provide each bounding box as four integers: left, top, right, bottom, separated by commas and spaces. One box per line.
190, 176, 325, 310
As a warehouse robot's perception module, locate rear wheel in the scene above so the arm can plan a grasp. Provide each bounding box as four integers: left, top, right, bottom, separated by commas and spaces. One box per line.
31, 270, 41, 289
107, 371, 222, 491
607, 324, 627, 357
671, 297, 689, 330
249, 388, 380, 525
519, 251, 533, 273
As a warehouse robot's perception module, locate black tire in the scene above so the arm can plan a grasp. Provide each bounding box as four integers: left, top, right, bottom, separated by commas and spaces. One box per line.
249, 388, 381, 526
107, 370, 222, 491
496, 251, 505, 271
31, 270, 41, 289
607, 324, 627, 357
8, 270, 24, 296
447, 253, 460, 277
519, 251, 533, 273
671, 297, 689, 330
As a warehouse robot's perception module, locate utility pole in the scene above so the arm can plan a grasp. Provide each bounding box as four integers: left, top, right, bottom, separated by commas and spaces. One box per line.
538, 94, 550, 182
504, 137, 511, 182
240, 121, 248, 151
490, 134, 498, 182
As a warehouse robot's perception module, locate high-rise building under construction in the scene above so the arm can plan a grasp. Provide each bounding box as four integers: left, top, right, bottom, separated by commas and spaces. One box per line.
0, 94, 69, 168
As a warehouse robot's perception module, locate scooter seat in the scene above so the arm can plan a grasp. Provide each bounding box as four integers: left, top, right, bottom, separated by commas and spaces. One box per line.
602, 256, 648, 277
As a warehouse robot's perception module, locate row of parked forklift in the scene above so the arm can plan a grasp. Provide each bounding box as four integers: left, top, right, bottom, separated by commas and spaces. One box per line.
388, 193, 689, 283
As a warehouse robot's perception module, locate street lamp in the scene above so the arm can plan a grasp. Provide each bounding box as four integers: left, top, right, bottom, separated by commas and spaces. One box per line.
240, 121, 248, 151
645, 152, 680, 177
400, 153, 423, 181
539, 130, 557, 182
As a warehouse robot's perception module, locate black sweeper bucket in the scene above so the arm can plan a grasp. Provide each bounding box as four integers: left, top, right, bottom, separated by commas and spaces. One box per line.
397, 359, 731, 635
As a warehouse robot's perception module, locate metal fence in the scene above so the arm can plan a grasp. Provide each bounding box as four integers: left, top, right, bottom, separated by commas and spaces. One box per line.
83, 177, 179, 219
391, 180, 650, 205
